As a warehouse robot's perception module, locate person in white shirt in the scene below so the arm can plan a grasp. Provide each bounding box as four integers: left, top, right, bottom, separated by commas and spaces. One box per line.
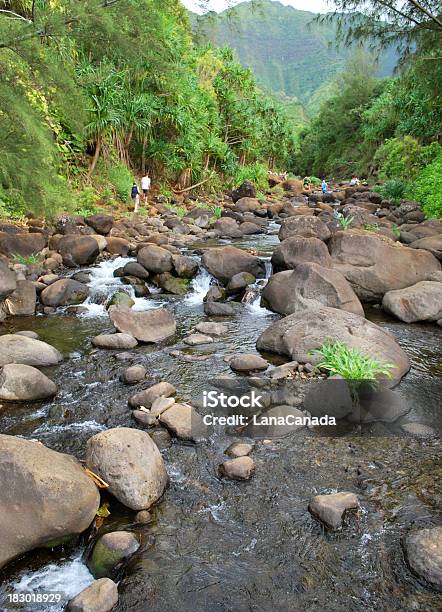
141, 174, 151, 202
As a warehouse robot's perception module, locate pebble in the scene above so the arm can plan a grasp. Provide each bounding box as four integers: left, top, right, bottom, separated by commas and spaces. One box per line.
401, 422, 438, 438
120, 365, 147, 384
309, 492, 359, 529
225, 442, 254, 458
219, 456, 255, 480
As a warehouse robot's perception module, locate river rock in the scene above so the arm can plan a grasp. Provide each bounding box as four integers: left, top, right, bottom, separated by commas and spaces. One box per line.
0, 232, 46, 257
67, 578, 118, 612
256, 306, 410, 383
214, 217, 243, 238
410, 235, 442, 260
234, 197, 261, 213
120, 365, 147, 384
203, 301, 239, 316
41, 278, 89, 307
129, 381, 176, 409
150, 396, 175, 418
231, 180, 256, 202
230, 354, 269, 373
92, 333, 138, 349
272, 236, 332, 272
403, 527, 442, 589
154, 272, 190, 295
0, 435, 100, 569
16, 330, 39, 339
122, 261, 149, 279
329, 230, 441, 301
172, 255, 198, 278
195, 322, 228, 336
85, 214, 114, 235
137, 244, 173, 273
278, 216, 331, 242
159, 403, 209, 442
226, 271, 256, 295
0, 334, 62, 367
382, 281, 442, 323
202, 246, 265, 284
261, 263, 364, 316
0, 364, 57, 401
219, 456, 255, 480
4, 280, 36, 315
107, 291, 135, 309
0, 260, 16, 299
88, 531, 140, 578
401, 423, 438, 438
109, 306, 176, 343
225, 442, 254, 457
58, 235, 99, 267
309, 492, 359, 529
86, 428, 168, 510
183, 333, 213, 346
239, 221, 264, 235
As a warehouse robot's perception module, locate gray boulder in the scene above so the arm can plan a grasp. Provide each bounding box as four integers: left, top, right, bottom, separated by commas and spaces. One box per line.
5, 280, 36, 315
202, 246, 265, 284
159, 403, 209, 443
41, 279, 89, 307
67, 578, 118, 612
92, 333, 138, 349
403, 527, 442, 589
86, 428, 168, 511
0, 364, 57, 401
271, 237, 332, 272
0, 334, 62, 367
137, 245, 173, 274
261, 263, 364, 316
256, 306, 410, 384
108, 306, 176, 343
129, 381, 176, 409
0, 260, 16, 299
88, 531, 139, 578
278, 216, 331, 242
383, 281, 442, 323
0, 436, 99, 569
58, 235, 99, 267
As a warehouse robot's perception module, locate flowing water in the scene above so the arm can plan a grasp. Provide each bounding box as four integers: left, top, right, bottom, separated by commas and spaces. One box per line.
0, 227, 441, 611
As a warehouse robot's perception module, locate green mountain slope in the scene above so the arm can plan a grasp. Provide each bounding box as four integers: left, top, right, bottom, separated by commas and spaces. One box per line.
192, 0, 397, 116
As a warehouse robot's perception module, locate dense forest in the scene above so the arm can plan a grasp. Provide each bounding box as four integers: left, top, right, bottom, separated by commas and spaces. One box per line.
294, 0, 442, 218
0, 0, 295, 218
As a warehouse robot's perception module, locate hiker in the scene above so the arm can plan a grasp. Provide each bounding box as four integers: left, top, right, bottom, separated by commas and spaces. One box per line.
141, 173, 151, 202
321, 179, 328, 194
303, 176, 311, 191
131, 181, 140, 213
350, 175, 360, 186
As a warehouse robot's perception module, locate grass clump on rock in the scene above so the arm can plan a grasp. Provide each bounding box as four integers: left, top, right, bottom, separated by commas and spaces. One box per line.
313, 341, 395, 382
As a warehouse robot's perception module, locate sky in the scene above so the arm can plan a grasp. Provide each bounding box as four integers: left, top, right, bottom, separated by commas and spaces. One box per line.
182, 0, 335, 15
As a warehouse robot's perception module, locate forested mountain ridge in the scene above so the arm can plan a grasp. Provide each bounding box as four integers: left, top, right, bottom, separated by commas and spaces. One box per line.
191, 0, 397, 115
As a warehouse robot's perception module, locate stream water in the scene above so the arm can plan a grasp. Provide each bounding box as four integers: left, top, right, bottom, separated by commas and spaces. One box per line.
0, 226, 440, 611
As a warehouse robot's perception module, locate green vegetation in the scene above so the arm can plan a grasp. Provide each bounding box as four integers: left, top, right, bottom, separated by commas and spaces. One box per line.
192, 0, 396, 116
11, 253, 44, 266
313, 341, 395, 381
411, 151, 442, 220
373, 180, 408, 204
0, 0, 296, 219
338, 215, 353, 230
363, 223, 380, 232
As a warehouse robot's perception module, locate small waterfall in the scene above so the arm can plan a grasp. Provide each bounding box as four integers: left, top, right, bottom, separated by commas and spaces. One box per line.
185, 266, 214, 305
80, 256, 161, 317
243, 257, 273, 315
8, 551, 94, 612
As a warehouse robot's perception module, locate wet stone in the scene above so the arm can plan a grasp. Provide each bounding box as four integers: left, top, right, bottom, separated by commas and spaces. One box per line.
219, 456, 255, 481
225, 442, 254, 458
309, 492, 359, 529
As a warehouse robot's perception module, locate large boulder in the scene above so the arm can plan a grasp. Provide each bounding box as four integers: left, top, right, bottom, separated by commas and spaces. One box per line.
58, 235, 99, 267
231, 180, 256, 202
0, 436, 100, 569
409, 235, 442, 261
234, 197, 261, 213
108, 306, 176, 343
4, 280, 36, 315
278, 216, 331, 242
172, 255, 198, 278
67, 578, 118, 612
86, 428, 168, 511
329, 231, 440, 301
272, 236, 332, 272
202, 246, 265, 284
106, 237, 130, 257
0, 260, 16, 299
256, 306, 410, 383
0, 334, 62, 367
137, 245, 173, 274
41, 278, 89, 307
0, 363, 57, 401
213, 217, 243, 238
262, 263, 364, 316
85, 214, 114, 235
403, 527, 442, 589
0, 232, 46, 257
382, 281, 442, 323
153, 272, 190, 295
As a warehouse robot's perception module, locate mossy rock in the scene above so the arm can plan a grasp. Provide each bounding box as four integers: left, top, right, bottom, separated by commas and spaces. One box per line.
106, 291, 135, 309
88, 531, 140, 578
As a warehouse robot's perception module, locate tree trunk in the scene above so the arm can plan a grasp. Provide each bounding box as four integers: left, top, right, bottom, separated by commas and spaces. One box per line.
87, 134, 101, 180
141, 134, 147, 174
